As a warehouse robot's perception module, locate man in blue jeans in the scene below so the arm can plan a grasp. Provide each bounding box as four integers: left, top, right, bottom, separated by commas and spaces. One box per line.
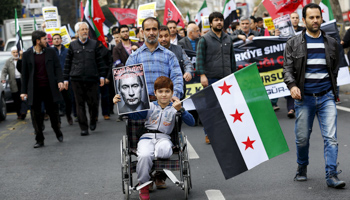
283, 3, 345, 188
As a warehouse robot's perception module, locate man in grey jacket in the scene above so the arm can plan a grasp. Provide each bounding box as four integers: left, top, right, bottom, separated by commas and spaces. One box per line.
196, 12, 236, 144
1, 46, 27, 119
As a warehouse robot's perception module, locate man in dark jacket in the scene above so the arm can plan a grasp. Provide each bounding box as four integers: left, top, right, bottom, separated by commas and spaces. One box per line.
167, 20, 182, 45
21, 30, 64, 148
63, 22, 107, 136
178, 23, 200, 51
231, 17, 261, 43
283, 3, 345, 188
52, 34, 73, 125
196, 12, 236, 144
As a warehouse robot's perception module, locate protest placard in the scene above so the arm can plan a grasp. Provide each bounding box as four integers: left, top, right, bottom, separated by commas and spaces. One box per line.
59, 26, 71, 48
263, 17, 275, 31
201, 16, 210, 32
113, 64, 150, 115
273, 14, 295, 37
42, 6, 60, 28
137, 2, 157, 27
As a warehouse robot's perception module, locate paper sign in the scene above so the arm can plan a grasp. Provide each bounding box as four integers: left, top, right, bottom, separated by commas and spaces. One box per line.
137, 2, 157, 27
60, 26, 71, 48
45, 27, 60, 46
263, 17, 275, 31
201, 16, 210, 32
42, 7, 60, 28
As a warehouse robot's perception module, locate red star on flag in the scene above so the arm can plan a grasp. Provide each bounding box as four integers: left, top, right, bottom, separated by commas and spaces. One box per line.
242, 137, 256, 150
218, 81, 232, 95
228, 6, 231, 10
322, 9, 324, 13
201, 13, 203, 16
230, 109, 244, 123
195, 19, 198, 22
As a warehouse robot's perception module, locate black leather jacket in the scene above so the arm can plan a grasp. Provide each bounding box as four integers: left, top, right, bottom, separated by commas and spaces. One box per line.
283, 30, 339, 99
64, 39, 107, 82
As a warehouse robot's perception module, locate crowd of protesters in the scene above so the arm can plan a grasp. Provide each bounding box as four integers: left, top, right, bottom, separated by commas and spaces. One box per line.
1, 3, 350, 200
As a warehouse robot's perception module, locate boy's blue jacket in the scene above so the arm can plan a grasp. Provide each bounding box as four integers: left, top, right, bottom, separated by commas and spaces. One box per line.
128, 101, 195, 135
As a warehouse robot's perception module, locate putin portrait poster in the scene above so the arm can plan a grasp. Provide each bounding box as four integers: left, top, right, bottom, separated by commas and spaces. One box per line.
113, 64, 150, 115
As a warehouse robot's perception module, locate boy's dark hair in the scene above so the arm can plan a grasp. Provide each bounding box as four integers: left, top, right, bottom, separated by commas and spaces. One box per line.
209, 12, 224, 24
52, 34, 62, 39
256, 17, 263, 23
302, 3, 322, 19
119, 25, 129, 32
154, 76, 173, 92
166, 20, 177, 26
32, 30, 47, 46
142, 17, 160, 30
159, 25, 170, 34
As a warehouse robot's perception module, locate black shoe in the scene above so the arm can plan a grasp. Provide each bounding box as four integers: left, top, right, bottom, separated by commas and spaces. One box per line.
67, 115, 73, 125
294, 165, 307, 181
55, 130, 63, 142
34, 142, 44, 148
57, 135, 63, 142
327, 174, 346, 188
90, 123, 96, 131
81, 130, 89, 136
20, 113, 26, 120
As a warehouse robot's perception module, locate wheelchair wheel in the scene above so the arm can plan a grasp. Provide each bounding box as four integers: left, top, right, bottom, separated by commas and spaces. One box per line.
184, 176, 189, 200
121, 135, 130, 199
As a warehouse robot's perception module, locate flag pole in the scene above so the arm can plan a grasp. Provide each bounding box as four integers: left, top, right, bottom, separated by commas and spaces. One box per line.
257, 1, 263, 9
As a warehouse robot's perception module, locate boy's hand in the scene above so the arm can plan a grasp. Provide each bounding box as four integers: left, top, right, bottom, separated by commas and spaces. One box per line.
113, 94, 121, 104
172, 99, 182, 111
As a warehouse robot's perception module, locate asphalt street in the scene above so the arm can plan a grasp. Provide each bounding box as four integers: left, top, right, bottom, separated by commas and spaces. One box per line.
1, 92, 350, 200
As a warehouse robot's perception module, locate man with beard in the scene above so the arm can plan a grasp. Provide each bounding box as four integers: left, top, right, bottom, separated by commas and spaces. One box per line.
64, 22, 107, 136
196, 12, 236, 144
52, 34, 73, 125
158, 25, 193, 97
21, 30, 65, 148
283, 3, 345, 188
126, 17, 183, 102
166, 20, 182, 45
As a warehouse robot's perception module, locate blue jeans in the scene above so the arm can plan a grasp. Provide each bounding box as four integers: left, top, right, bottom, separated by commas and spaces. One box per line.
294, 90, 338, 178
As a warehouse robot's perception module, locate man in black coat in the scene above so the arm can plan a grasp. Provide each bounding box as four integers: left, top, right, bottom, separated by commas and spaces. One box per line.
178, 23, 200, 51
63, 22, 107, 136
21, 30, 65, 148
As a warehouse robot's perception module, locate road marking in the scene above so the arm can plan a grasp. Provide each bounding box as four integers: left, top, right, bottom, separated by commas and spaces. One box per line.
205, 190, 225, 200
0, 133, 10, 140
187, 139, 199, 159
336, 105, 350, 112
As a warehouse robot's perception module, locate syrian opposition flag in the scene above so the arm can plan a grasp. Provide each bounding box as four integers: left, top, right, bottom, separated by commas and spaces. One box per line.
195, 0, 209, 25
319, 0, 334, 22
222, 0, 237, 30
34, 16, 38, 31
187, 63, 289, 179
84, 0, 107, 47
15, 9, 23, 51
185, 11, 191, 23
163, 0, 185, 28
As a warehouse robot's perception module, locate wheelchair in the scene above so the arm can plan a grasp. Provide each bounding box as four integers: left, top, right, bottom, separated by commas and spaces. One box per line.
120, 112, 192, 200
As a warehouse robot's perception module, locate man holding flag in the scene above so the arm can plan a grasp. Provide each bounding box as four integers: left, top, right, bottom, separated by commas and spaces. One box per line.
283, 3, 345, 188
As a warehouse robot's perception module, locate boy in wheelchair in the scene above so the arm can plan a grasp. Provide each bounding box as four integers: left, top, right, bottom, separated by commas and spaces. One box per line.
114, 76, 195, 200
